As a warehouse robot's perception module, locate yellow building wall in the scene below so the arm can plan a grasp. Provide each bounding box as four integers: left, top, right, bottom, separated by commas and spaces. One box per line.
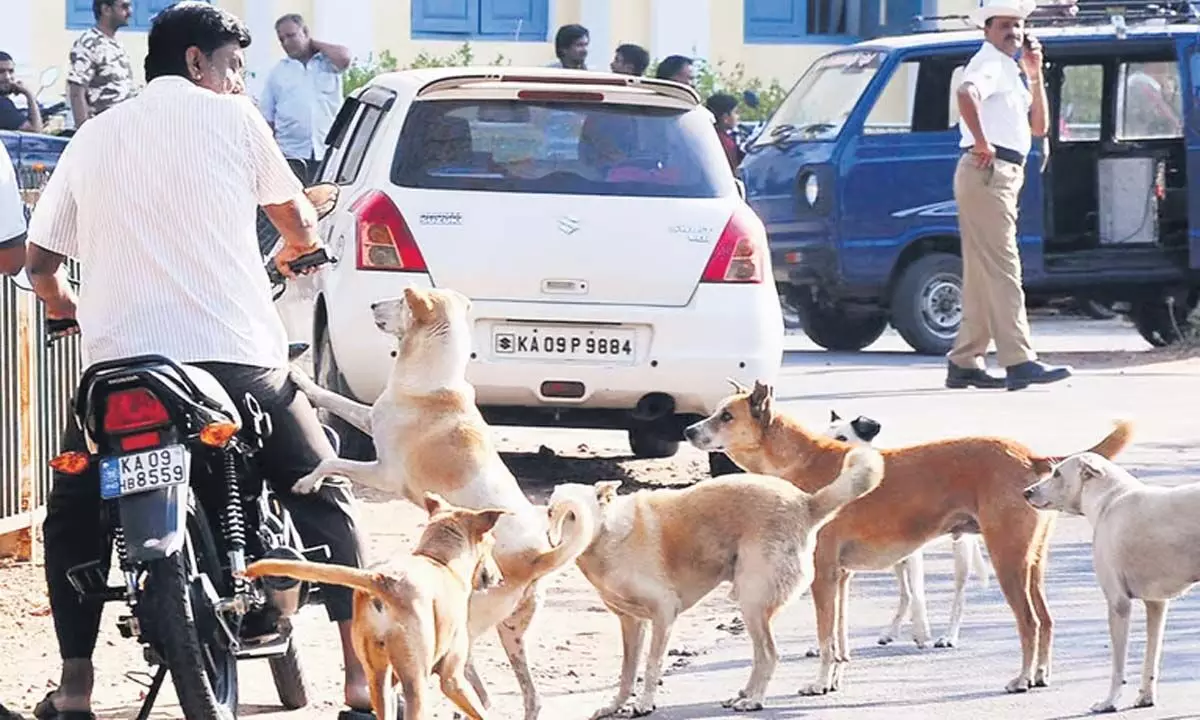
708, 0, 841, 91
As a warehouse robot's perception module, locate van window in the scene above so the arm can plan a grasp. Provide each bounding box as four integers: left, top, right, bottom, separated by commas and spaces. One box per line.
390, 100, 736, 199
863, 57, 968, 135
1059, 64, 1103, 142
1117, 61, 1183, 140
755, 50, 887, 143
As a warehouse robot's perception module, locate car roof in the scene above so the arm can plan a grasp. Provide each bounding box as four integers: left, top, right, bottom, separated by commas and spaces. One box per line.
844, 22, 1198, 52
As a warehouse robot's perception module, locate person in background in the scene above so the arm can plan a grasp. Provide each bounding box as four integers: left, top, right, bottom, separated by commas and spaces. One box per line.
550, 24, 589, 69
656, 55, 695, 86
258, 13, 351, 185
610, 43, 650, 76
705, 92, 743, 173
67, 0, 136, 129
0, 141, 27, 276
0, 52, 43, 133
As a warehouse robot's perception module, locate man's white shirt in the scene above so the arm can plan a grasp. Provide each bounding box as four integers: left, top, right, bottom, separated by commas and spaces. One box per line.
26, 76, 303, 369
958, 41, 1033, 155
0, 142, 27, 247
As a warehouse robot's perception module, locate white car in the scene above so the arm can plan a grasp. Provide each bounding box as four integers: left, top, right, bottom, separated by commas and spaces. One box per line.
305, 67, 784, 471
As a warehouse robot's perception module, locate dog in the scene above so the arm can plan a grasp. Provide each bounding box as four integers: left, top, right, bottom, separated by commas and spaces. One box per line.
287, 287, 594, 720
1024, 453, 1200, 713
685, 380, 1132, 696
243, 492, 507, 720
548, 446, 884, 717
821, 409, 989, 652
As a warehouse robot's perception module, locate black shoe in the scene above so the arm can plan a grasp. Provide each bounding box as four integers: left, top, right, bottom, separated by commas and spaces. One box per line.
1005, 360, 1072, 391
945, 362, 1005, 389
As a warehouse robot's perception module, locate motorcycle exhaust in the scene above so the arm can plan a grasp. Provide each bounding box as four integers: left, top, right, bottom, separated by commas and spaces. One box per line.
258, 546, 309, 618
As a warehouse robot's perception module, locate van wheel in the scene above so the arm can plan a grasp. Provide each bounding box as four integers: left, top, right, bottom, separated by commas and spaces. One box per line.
891, 253, 962, 356
628, 428, 680, 459
796, 296, 887, 352
314, 324, 376, 461
1129, 295, 1198, 347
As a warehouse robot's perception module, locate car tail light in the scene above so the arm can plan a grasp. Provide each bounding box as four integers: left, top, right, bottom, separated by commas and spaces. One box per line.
103, 388, 170, 434
701, 205, 767, 284
352, 190, 428, 272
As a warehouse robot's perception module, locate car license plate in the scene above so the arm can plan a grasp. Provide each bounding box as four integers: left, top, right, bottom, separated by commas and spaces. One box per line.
99, 445, 190, 500
492, 325, 636, 362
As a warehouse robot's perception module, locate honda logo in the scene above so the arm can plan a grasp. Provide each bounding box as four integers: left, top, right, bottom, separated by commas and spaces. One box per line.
558, 216, 581, 235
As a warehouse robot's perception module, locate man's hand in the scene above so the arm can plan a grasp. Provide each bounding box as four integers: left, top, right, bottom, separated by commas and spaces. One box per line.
970, 140, 995, 169
1020, 36, 1044, 80
10, 80, 32, 98
273, 240, 324, 280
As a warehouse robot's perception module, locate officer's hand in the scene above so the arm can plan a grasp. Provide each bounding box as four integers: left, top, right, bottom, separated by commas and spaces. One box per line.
970, 141, 995, 169
274, 241, 323, 280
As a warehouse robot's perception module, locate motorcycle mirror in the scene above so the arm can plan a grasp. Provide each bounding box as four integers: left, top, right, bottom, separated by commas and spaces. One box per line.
303, 182, 339, 220
38, 67, 60, 91
742, 90, 761, 109
8, 268, 34, 292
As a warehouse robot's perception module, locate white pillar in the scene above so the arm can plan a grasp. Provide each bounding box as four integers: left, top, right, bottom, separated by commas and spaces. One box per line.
580, 0, 612, 70
650, 0, 710, 62
312, 0, 374, 65
0, 0, 35, 81
245, 0, 276, 101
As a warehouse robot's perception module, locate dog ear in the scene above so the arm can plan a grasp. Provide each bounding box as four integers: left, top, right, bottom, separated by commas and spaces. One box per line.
470, 508, 510, 534
1077, 454, 1104, 483
595, 480, 622, 504
853, 416, 882, 442
830, 410, 841, 423
748, 381, 774, 424
423, 492, 450, 517
727, 377, 749, 395
404, 287, 435, 323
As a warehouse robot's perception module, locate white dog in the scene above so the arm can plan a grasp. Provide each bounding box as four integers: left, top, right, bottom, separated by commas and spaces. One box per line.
1024, 452, 1200, 713
819, 410, 989, 652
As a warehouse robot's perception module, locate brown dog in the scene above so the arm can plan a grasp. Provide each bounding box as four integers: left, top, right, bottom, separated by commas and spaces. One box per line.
243, 493, 508, 720
684, 381, 1132, 696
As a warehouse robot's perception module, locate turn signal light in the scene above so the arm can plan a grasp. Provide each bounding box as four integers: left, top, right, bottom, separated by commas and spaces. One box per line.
199, 421, 240, 448
50, 451, 90, 475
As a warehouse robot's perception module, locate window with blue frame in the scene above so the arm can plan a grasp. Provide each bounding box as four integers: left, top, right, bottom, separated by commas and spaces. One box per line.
412, 0, 548, 41
744, 0, 921, 42
66, 0, 211, 32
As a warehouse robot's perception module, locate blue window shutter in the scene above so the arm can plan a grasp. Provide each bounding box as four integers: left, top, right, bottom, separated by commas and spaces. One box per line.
881, 0, 921, 34
130, 1, 209, 31
744, 0, 808, 40
412, 0, 477, 35
480, 0, 548, 39
66, 0, 94, 29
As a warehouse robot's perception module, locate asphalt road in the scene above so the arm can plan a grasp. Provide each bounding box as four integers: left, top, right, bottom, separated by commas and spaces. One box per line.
531, 317, 1200, 720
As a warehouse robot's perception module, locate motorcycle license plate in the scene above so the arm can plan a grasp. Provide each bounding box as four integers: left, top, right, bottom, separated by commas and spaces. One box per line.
99, 445, 189, 500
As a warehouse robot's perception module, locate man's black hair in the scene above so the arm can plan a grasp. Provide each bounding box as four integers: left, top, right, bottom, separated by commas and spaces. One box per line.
656, 55, 692, 81
145, 1, 251, 81
554, 24, 589, 60
92, 0, 117, 21
705, 92, 738, 119
0, 52, 12, 64
275, 13, 306, 30
615, 43, 650, 76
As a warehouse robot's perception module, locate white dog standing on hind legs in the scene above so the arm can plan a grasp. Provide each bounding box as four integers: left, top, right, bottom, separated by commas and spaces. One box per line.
808, 410, 990, 656
1024, 451, 1200, 714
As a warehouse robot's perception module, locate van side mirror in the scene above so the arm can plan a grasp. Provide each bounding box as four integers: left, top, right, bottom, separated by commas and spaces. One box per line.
303, 182, 339, 220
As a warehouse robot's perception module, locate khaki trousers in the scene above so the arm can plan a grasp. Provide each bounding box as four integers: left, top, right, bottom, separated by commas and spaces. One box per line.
947, 153, 1037, 369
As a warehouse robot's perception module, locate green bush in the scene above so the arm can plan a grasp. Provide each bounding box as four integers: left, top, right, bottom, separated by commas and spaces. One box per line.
343, 44, 510, 96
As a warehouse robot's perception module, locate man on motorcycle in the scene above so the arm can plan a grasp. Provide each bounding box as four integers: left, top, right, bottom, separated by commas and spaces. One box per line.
23, 3, 372, 717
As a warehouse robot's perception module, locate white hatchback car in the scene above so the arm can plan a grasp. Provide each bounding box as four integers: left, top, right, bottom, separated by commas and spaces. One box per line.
305, 67, 784, 470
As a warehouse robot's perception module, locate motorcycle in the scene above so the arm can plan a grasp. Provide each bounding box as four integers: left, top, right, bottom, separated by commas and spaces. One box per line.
45, 185, 342, 720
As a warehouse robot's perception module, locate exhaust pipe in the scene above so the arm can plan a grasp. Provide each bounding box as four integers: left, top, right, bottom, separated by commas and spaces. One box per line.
258, 546, 310, 618
632, 392, 676, 423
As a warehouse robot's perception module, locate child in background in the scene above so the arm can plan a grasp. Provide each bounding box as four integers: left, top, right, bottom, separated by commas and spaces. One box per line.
705, 92, 743, 173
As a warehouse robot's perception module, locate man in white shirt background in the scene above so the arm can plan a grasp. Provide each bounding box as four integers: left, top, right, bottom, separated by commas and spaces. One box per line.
23, 3, 372, 717
0, 142, 28, 276
945, 0, 1072, 391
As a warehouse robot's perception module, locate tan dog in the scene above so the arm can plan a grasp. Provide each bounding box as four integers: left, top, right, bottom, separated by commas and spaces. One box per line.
1025, 453, 1200, 713
548, 447, 884, 717
684, 381, 1132, 696
287, 287, 594, 720
243, 493, 506, 720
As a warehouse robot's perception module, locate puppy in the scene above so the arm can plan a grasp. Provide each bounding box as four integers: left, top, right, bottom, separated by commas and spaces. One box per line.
549, 447, 885, 717
685, 381, 1132, 695
823, 410, 989, 651
288, 287, 594, 720
1025, 453, 1200, 713
243, 493, 507, 720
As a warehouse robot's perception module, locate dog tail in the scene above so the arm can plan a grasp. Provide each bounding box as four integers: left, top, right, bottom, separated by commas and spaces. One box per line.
527, 497, 595, 582
808, 446, 885, 527
242, 558, 387, 598
1030, 418, 1133, 475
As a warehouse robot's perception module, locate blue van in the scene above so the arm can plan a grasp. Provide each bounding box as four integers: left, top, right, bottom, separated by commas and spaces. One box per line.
743, 2, 1200, 354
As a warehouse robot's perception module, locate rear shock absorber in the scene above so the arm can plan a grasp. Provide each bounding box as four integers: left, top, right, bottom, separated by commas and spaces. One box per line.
221, 450, 248, 583
112, 524, 129, 567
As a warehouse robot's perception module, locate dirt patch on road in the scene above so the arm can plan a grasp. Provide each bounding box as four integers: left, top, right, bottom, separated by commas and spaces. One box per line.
0, 437, 741, 720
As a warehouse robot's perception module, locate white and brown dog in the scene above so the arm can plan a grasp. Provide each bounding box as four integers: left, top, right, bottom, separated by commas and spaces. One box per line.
1024, 452, 1200, 714
548, 447, 885, 717
288, 287, 593, 720
822, 410, 989, 652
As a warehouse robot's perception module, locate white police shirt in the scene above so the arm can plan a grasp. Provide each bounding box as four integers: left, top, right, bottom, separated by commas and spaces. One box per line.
0, 142, 27, 250
958, 41, 1033, 155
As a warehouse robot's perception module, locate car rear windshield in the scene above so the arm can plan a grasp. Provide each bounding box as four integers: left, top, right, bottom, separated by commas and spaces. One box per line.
390, 99, 736, 198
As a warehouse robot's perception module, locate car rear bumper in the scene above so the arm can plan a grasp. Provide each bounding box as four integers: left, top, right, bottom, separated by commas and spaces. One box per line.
323, 275, 784, 422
